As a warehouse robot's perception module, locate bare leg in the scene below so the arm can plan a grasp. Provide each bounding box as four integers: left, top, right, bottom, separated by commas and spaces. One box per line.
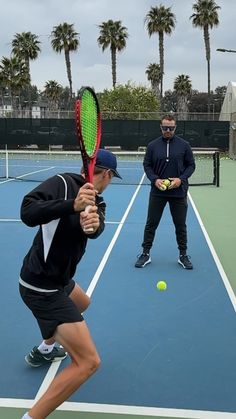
69, 283, 90, 313
44, 284, 90, 345
29, 320, 100, 419
42, 337, 55, 345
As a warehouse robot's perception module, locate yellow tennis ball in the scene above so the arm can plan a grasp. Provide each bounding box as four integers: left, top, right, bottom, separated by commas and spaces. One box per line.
163, 179, 171, 187
157, 281, 167, 291
159, 184, 167, 191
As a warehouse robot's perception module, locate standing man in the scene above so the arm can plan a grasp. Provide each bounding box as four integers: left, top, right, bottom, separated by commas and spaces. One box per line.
20, 149, 122, 419
135, 115, 195, 269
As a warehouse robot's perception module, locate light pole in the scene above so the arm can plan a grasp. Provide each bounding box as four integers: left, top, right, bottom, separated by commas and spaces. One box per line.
216, 48, 236, 53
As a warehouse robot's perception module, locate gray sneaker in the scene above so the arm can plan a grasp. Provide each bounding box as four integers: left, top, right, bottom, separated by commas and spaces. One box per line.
25, 346, 67, 367
135, 253, 151, 268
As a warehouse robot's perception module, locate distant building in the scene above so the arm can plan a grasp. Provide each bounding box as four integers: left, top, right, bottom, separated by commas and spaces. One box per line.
219, 81, 236, 121
0, 99, 49, 118
0, 96, 12, 116
220, 82, 236, 159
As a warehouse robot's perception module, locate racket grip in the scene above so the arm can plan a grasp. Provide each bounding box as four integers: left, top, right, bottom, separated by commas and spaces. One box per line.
83, 205, 94, 233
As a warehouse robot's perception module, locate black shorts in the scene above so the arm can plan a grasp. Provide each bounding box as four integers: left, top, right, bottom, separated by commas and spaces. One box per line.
19, 279, 84, 339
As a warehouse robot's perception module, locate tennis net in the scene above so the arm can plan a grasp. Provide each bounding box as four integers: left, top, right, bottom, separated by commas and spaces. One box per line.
0, 148, 220, 186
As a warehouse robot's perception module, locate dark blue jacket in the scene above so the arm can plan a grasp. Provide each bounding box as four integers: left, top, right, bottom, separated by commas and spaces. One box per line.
143, 135, 195, 197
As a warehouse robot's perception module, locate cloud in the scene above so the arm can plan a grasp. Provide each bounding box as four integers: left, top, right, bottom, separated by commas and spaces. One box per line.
0, 0, 235, 94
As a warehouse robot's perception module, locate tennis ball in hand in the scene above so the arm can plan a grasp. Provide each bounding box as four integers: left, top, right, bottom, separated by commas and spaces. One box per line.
159, 184, 167, 191
163, 179, 171, 188
157, 281, 167, 291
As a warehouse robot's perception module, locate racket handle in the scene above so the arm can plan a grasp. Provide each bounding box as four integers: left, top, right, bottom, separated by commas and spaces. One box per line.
83, 205, 94, 233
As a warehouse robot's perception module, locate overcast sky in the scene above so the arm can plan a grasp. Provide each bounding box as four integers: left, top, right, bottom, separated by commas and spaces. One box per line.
1, 0, 235, 94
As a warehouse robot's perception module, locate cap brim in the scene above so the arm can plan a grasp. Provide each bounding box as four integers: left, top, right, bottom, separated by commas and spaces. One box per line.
111, 169, 122, 179
96, 164, 122, 180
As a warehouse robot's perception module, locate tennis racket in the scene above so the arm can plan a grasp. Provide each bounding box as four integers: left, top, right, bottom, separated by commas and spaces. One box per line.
75, 86, 102, 232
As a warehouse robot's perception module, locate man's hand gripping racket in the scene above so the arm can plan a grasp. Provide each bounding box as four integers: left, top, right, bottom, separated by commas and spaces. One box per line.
75, 86, 101, 232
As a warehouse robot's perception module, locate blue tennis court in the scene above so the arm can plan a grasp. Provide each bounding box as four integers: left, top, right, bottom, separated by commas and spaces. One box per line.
0, 176, 235, 419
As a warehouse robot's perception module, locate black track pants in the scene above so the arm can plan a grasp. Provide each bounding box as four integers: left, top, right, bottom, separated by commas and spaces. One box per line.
142, 194, 188, 254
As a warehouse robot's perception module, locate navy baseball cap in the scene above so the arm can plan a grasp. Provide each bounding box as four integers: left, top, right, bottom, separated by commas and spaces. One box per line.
95, 149, 122, 179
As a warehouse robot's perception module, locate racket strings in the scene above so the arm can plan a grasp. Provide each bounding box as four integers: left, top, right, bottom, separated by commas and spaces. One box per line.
81, 91, 98, 157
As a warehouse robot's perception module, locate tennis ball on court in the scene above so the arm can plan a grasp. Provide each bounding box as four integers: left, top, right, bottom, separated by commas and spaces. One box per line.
163, 179, 171, 187
159, 184, 167, 191
157, 281, 167, 291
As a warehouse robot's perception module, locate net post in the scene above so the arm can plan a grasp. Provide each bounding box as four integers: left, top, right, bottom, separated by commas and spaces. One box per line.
5, 144, 9, 179
213, 150, 220, 187
215, 151, 220, 187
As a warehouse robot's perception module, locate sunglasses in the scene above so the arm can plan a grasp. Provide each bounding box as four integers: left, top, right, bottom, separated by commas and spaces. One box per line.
160, 125, 176, 132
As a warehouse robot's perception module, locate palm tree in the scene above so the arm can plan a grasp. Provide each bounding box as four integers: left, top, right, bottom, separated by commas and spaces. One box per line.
51, 22, 79, 99
12, 31, 41, 113
12, 32, 41, 80
44, 80, 63, 110
190, 0, 221, 112
146, 63, 162, 101
145, 5, 176, 99
97, 19, 128, 89
0, 56, 29, 109
174, 74, 192, 119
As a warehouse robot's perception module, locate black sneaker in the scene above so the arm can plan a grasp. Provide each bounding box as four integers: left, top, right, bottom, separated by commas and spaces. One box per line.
178, 255, 193, 270
25, 346, 67, 367
135, 253, 151, 268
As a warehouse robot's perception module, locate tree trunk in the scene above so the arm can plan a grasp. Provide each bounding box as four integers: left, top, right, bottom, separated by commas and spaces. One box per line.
65, 50, 73, 99
152, 82, 161, 102
204, 26, 211, 114
177, 96, 188, 120
111, 47, 117, 89
159, 32, 164, 100
27, 58, 32, 118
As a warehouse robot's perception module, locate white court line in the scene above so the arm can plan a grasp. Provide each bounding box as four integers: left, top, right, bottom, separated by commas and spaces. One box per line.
0, 219, 22, 222
56, 402, 236, 418
0, 399, 235, 418
188, 193, 236, 311
34, 173, 146, 401
0, 166, 55, 184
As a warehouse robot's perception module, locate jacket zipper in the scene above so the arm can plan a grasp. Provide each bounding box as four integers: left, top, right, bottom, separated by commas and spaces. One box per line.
166, 140, 170, 162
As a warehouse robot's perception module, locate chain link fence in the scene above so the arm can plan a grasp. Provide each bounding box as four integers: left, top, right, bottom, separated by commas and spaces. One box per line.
0, 109, 225, 121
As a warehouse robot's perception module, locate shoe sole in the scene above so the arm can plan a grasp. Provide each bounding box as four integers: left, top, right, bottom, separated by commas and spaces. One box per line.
25, 355, 42, 367
135, 259, 151, 268
178, 260, 193, 270
25, 353, 67, 367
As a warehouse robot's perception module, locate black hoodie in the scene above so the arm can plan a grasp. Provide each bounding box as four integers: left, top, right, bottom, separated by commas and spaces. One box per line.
20, 173, 106, 290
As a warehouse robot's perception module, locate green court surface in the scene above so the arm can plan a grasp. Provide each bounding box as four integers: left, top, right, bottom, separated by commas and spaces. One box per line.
0, 409, 187, 419
190, 157, 236, 294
